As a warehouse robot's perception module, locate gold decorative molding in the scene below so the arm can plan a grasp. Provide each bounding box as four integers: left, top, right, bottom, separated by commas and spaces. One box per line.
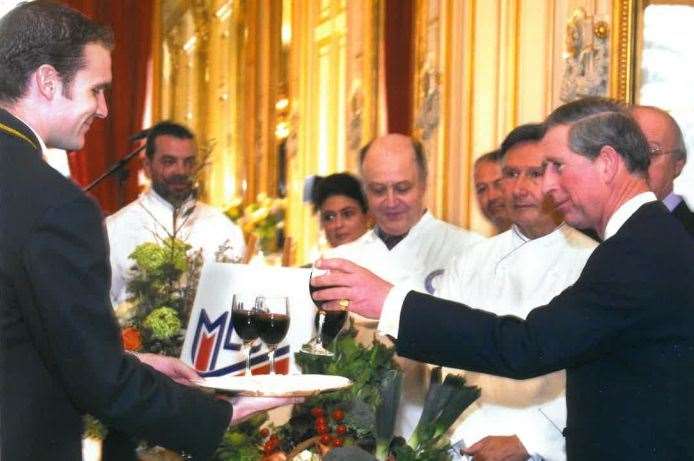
610, 0, 641, 103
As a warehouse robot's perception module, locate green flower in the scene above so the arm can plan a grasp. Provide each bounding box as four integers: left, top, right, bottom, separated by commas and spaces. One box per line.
143, 306, 182, 340
129, 239, 190, 275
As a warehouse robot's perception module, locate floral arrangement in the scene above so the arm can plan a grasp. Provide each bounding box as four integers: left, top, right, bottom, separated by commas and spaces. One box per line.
116, 237, 202, 357
225, 193, 286, 254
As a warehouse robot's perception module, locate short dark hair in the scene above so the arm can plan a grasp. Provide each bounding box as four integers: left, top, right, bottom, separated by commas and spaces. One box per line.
545, 97, 650, 174
311, 172, 368, 214
0, 1, 114, 103
499, 123, 545, 159
145, 121, 195, 159
474, 149, 501, 168
358, 136, 428, 182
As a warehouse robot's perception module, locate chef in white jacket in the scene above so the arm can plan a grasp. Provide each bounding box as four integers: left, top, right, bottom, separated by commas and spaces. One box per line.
438, 124, 597, 461
325, 134, 482, 438
107, 121, 245, 307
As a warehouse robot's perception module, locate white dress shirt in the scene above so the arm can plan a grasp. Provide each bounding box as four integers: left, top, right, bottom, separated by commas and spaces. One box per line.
106, 188, 245, 307
326, 211, 482, 438
437, 224, 597, 461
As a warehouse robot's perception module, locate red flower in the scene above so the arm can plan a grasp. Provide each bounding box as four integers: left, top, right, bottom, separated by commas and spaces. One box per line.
122, 327, 142, 351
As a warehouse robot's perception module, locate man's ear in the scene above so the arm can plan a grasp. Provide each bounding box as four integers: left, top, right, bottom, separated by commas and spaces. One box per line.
34, 64, 61, 100
596, 145, 621, 184
674, 156, 686, 179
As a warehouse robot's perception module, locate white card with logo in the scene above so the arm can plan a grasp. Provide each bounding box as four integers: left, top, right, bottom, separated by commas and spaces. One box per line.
180, 262, 314, 377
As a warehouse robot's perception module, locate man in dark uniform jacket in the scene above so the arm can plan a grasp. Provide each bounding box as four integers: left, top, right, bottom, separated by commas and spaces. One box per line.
313, 98, 694, 460
0, 3, 290, 460
632, 104, 694, 236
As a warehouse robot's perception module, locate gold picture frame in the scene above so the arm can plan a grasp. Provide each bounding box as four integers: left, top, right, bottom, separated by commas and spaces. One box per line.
610, 0, 641, 103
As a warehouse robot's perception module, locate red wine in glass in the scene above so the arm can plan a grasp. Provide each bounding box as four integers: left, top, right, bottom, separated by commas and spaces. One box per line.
257, 312, 290, 346
315, 310, 347, 345
231, 294, 259, 376
302, 270, 339, 356
255, 296, 290, 374
232, 309, 259, 342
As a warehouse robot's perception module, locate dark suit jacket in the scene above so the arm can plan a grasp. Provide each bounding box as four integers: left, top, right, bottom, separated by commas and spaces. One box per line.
673, 200, 694, 236
396, 202, 694, 460
0, 109, 230, 460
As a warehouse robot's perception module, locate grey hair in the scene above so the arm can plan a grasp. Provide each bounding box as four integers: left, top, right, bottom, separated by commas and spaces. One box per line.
545, 97, 650, 174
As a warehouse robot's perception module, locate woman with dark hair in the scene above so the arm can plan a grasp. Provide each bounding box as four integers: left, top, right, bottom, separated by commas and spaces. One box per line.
312, 172, 370, 247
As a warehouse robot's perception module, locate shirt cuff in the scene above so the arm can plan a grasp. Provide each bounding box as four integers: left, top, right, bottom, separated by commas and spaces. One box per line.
376, 284, 410, 339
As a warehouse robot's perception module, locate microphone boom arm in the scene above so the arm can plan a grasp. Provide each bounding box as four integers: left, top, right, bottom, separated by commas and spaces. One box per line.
83, 144, 145, 192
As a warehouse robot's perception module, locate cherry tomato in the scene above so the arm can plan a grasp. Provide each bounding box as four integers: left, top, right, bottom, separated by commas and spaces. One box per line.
333, 438, 344, 447
259, 427, 270, 438
335, 424, 347, 435
263, 441, 276, 454
310, 407, 324, 418
320, 434, 331, 445
315, 416, 327, 427
315, 423, 329, 435
331, 408, 345, 422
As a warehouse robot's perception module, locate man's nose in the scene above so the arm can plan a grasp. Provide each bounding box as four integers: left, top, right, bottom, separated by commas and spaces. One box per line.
172, 161, 188, 176
512, 177, 530, 197
542, 170, 556, 195
385, 189, 397, 206
95, 92, 108, 118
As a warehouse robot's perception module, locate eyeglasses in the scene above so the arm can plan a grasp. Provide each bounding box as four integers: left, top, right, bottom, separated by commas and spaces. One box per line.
648, 143, 685, 158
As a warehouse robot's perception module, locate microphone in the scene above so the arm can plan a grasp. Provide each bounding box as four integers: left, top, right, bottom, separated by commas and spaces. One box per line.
129, 128, 151, 142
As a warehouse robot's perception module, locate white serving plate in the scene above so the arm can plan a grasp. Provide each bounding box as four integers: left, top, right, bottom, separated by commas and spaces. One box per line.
198, 374, 352, 397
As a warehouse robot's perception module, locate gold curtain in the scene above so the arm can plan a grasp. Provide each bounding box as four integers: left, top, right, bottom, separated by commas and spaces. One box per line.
153, 0, 382, 264
153, 0, 283, 209
285, 0, 382, 262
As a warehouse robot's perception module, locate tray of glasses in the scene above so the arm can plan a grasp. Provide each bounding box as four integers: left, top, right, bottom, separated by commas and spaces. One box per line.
198, 374, 352, 397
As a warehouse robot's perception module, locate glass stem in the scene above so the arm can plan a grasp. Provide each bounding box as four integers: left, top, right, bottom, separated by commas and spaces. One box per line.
269, 347, 277, 375
316, 310, 326, 349
244, 342, 252, 376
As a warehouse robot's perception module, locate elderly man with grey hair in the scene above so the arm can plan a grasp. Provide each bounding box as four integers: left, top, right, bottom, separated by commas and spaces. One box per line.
313, 97, 694, 460
630, 105, 693, 235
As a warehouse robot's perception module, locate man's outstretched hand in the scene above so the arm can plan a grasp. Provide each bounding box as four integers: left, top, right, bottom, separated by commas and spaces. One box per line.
133, 352, 203, 386
311, 257, 393, 320
462, 435, 529, 461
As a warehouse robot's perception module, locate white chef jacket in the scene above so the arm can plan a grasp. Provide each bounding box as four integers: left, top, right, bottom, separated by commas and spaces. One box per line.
106, 188, 245, 307
437, 224, 597, 461
326, 211, 482, 438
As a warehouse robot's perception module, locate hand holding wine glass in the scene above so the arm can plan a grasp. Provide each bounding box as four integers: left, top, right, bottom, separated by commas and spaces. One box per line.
255, 296, 290, 375
302, 269, 347, 356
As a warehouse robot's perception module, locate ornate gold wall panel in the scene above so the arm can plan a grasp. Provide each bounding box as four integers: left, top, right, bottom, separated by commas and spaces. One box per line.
416, 0, 525, 236
286, 0, 381, 262
422, 0, 605, 236
154, 0, 283, 209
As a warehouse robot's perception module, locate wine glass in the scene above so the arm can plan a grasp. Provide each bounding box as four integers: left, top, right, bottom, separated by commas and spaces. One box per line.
255, 296, 290, 375
231, 293, 260, 376
301, 271, 345, 356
